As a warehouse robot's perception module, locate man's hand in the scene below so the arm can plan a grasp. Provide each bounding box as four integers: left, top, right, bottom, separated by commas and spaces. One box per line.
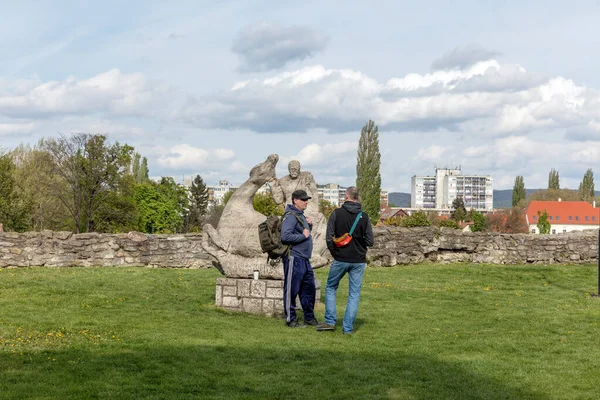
303, 229, 310, 238
305, 216, 312, 224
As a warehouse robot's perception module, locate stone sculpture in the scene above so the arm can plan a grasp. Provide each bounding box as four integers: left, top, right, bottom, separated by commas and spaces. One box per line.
202, 154, 330, 280
270, 160, 329, 266
202, 154, 282, 279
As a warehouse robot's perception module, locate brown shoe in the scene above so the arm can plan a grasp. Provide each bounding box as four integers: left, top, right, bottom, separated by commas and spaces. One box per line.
315, 322, 335, 331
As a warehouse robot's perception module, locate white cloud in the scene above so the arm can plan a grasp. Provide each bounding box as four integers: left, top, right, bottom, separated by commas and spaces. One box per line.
0, 69, 166, 118
157, 144, 235, 170
180, 61, 600, 136
416, 145, 449, 162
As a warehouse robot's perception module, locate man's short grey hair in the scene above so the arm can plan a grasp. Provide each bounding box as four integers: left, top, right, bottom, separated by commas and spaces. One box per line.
346, 186, 359, 201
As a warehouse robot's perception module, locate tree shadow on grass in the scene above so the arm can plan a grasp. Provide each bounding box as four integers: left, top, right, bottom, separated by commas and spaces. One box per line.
1, 344, 550, 400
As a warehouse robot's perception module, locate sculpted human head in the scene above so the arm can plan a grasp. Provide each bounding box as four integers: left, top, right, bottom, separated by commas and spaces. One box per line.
288, 160, 301, 179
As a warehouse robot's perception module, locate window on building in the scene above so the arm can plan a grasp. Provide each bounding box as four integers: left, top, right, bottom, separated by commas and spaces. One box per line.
531, 229, 536, 233
563, 229, 567, 233
552, 229, 556, 234
533, 215, 537, 220
585, 216, 589, 221
576, 216, 580, 221
569, 216, 573, 220
556, 216, 560, 221
593, 216, 597, 221
549, 216, 553, 220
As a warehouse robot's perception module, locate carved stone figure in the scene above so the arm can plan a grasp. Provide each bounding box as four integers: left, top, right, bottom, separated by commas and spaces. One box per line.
270, 160, 329, 266
202, 154, 284, 279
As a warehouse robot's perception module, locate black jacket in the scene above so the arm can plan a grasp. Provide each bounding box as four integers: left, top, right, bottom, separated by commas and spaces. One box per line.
326, 201, 374, 263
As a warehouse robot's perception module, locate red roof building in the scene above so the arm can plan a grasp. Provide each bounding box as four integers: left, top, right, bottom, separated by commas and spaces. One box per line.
524, 200, 600, 234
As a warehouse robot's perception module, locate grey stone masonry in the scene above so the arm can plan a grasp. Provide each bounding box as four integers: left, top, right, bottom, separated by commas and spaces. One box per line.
215, 277, 321, 317
1, 227, 598, 270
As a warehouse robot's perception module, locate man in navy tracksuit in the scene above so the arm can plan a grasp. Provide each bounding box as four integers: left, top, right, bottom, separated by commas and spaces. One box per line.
280, 189, 318, 328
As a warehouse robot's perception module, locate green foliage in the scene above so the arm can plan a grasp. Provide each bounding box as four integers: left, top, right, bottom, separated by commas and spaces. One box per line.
537, 210, 551, 234
319, 199, 337, 219
253, 192, 283, 217
134, 178, 189, 233
471, 212, 486, 232
578, 168, 595, 202
512, 175, 526, 207
0, 152, 32, 231
131, 152, 149, 183
186, 175, 210, 232
439, 219, 460, 229
356, 120, 381, 223
399, 211, 431, 227
450, 197, 467, 222
548, 168, 560, 190
41, 134, 135, 233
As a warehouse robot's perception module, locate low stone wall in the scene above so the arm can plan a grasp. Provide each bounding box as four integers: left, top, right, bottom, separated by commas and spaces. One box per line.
368, 227, 599, 266
1, 227, 598, 269
0, 230, 214, 269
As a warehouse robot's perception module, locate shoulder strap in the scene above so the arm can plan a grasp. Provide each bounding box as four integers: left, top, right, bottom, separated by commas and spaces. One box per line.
349, 212, 363, 236
284, 211, 307, 230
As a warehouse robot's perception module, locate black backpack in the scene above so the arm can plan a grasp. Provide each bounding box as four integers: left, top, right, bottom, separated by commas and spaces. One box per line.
258, 212, 303, 260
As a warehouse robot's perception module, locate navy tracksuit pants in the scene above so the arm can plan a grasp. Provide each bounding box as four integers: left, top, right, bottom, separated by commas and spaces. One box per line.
283, 255, 316, 324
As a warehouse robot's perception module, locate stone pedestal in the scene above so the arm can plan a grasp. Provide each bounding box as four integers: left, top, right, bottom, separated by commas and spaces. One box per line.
215, 278, 321, 317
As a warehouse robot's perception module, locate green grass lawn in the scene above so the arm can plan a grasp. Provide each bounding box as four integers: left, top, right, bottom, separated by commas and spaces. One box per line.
1, 264, 600, 400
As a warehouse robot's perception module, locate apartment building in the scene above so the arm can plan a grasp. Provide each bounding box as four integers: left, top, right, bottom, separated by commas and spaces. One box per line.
411, 167, 493, 211
317, 183, 389, 207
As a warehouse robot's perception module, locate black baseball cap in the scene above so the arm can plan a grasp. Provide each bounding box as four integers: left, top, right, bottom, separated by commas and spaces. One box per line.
292, 189, 311, 201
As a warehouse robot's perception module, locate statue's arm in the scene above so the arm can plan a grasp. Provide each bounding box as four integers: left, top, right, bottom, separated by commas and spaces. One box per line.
306, 172, 318, 198
270, 178, 284, 205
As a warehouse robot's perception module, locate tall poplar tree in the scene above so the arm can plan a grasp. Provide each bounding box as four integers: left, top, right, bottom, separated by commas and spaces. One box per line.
548, 168, 560, 190
356, 120, 381, 223
578, 168, 595, 202
512, 175, 526, 207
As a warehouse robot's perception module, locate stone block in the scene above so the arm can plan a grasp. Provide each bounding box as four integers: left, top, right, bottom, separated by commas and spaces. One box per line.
223, 285, 237, 296
216, 277, 238, 286
266, 287, 283, 299
215, 285, 223, 306
222, 296, 241, 308
238, 280, 251, 297
266, 280, 284, 288
262, 299, 275, 314
250, 280, 267, 297
242, 298, 262, 314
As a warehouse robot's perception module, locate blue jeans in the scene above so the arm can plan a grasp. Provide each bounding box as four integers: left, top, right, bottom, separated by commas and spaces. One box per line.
324, 260, 366, 333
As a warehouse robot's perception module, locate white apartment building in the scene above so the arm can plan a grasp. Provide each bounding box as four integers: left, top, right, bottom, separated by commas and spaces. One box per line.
317, 183, 389, 207
207, 180, 238, 206
317, 183, 346, 206
411, 167, 493, 211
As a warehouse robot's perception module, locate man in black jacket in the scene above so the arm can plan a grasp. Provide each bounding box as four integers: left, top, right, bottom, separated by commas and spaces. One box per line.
316, 186, 374, 334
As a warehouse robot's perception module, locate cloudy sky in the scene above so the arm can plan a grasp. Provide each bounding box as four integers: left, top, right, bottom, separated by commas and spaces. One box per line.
1, 0, 600, 192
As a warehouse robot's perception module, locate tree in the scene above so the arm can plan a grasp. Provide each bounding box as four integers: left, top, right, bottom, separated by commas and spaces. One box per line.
222, 190, 234, 205
356, 120, 381, 223
253, 192, 283, 217
0, 152, 31, 231
512, 175, 526, 207
536, 210, 551, 234
319, 199, 337, 219
527, 188, 579, 203
399, 211, 431, 227
579, 168, 595, 202
185, 174, 210, 232
548, 168, 560, 190
41, 134, 135, 233
450, 197, 467, 222
134, 178, 188, 234
130, 152, 149, 183
471, 211, 486, 232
